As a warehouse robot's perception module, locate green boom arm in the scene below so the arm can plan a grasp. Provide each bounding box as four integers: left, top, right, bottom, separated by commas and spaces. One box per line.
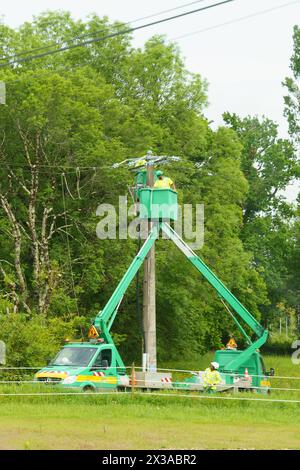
161, 222, 268, 372
93, 223, 160, 370
92, 219, 267, 374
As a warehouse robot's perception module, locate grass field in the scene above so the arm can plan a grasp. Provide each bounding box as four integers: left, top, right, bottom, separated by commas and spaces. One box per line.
0, 354, 299, 450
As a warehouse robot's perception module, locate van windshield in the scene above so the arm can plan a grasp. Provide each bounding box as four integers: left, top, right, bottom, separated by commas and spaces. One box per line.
50, 347, 97, 367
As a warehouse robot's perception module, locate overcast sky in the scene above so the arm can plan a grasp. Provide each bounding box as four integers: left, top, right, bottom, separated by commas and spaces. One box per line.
1, 0, 300, 200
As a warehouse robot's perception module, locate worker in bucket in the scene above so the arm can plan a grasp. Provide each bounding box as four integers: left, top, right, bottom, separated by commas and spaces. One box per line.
203, 361, 222, 393
154, 171, 176, 190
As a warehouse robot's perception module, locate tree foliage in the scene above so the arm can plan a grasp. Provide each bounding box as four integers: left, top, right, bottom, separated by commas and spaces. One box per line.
0, 12, 298, 364
284, 25, 300, 148
223, 113, 298, 326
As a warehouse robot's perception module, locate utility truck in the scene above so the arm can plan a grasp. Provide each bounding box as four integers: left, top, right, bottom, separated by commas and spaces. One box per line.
35, 186, 273, 392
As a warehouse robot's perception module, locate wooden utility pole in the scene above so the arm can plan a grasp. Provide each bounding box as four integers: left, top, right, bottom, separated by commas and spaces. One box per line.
143, 163, 157, 371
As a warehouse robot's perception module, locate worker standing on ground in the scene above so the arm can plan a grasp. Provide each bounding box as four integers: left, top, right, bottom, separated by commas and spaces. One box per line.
203, 361, 222, 393
153, 171, 176, 190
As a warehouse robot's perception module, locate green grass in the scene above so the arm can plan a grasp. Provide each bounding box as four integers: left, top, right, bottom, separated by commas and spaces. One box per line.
0, 394, 300, 449
0, 354, 299, 449
163, 352, 299, 377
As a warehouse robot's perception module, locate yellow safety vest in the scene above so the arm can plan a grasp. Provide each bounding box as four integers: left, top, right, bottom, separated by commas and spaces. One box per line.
203, 368, 222, 390
154, 177, 174, 189
133, 159, 147, 168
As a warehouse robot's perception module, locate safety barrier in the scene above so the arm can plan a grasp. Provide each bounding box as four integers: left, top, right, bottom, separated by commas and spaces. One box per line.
0, 390, 299, 404
1, 364, 300, 381
0, 366, 299, 398
0, 381, 299, 392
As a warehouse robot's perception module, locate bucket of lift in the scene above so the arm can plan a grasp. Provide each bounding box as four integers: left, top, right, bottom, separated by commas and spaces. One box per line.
139, 188, 178, 221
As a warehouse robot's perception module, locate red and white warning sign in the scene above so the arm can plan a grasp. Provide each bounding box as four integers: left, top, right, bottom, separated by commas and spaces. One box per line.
161, 377, 172, 384
93, 371, 105, 377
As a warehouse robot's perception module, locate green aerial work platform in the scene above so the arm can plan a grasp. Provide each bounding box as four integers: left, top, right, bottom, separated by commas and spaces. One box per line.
139, 188, 178, 221
35, 179, 273, 392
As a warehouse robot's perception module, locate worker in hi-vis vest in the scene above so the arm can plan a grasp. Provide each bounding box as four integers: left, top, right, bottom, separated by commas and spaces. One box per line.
154, 171, 176, 190
203, 361, 222, 393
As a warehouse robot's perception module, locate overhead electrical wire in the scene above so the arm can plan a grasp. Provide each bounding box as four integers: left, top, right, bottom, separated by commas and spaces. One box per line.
1, 0, 297, 85
0, 0, 235, 68
0, 0, 209, 63
1, 1, 296, 178
3, 0, 298, 64
0, 163, 105, 169
172, 0, 300, 41
61, 173, 80, 315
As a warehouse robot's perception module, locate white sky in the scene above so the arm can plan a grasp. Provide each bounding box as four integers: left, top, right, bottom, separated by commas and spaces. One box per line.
1, 0, 300, 200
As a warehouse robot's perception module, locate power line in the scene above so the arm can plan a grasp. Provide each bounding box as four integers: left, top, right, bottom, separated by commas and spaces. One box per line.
0, 0, 209, 63
0, 164, 258, 182
0, 389, 299, 403
2, 0, 297, 85
172, 0, 300, 41
124, 0, 211, 24
0, 161, 186, 172
61, 173, 80, 315
1, 0, 294, 87
0, 0, 235, 68
0, 163, 106, 169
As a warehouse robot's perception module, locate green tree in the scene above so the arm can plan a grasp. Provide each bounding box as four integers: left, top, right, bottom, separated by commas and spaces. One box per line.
152, 127, 268, 359
284, 25, 300, 148
223, 113, 297, 222
287, 200, 300, 312
0, 11, 273, 363
223, 113, 297, 325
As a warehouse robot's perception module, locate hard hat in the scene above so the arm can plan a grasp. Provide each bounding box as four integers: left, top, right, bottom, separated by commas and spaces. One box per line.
156, 170, 164, 176
211, 361, 220, 370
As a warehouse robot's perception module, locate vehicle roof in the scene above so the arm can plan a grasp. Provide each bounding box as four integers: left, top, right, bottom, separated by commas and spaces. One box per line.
63, 342, 101, 348
216, 349, 260, 356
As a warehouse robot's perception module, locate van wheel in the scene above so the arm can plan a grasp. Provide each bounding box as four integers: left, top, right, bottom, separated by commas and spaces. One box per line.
83, 385, 95, 393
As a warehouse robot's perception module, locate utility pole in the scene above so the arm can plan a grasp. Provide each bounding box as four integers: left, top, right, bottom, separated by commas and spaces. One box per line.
143, 159, 157, 371
111, 150, 180, 373
0, 82, 5, 105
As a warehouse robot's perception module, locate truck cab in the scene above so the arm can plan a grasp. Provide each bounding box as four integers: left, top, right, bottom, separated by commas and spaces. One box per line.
35, 342, 129, 391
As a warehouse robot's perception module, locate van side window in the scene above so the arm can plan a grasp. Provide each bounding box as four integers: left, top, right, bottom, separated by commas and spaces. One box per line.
93, 349, 112, 368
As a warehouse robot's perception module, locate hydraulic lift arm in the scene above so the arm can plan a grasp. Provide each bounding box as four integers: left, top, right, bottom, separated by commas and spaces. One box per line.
92, 223, 160, 369
161, 222, 268, 372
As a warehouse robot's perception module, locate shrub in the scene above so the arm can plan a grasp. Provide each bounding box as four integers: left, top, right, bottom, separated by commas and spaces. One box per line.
263, 333, 297, 355
0, 313, 90, 367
